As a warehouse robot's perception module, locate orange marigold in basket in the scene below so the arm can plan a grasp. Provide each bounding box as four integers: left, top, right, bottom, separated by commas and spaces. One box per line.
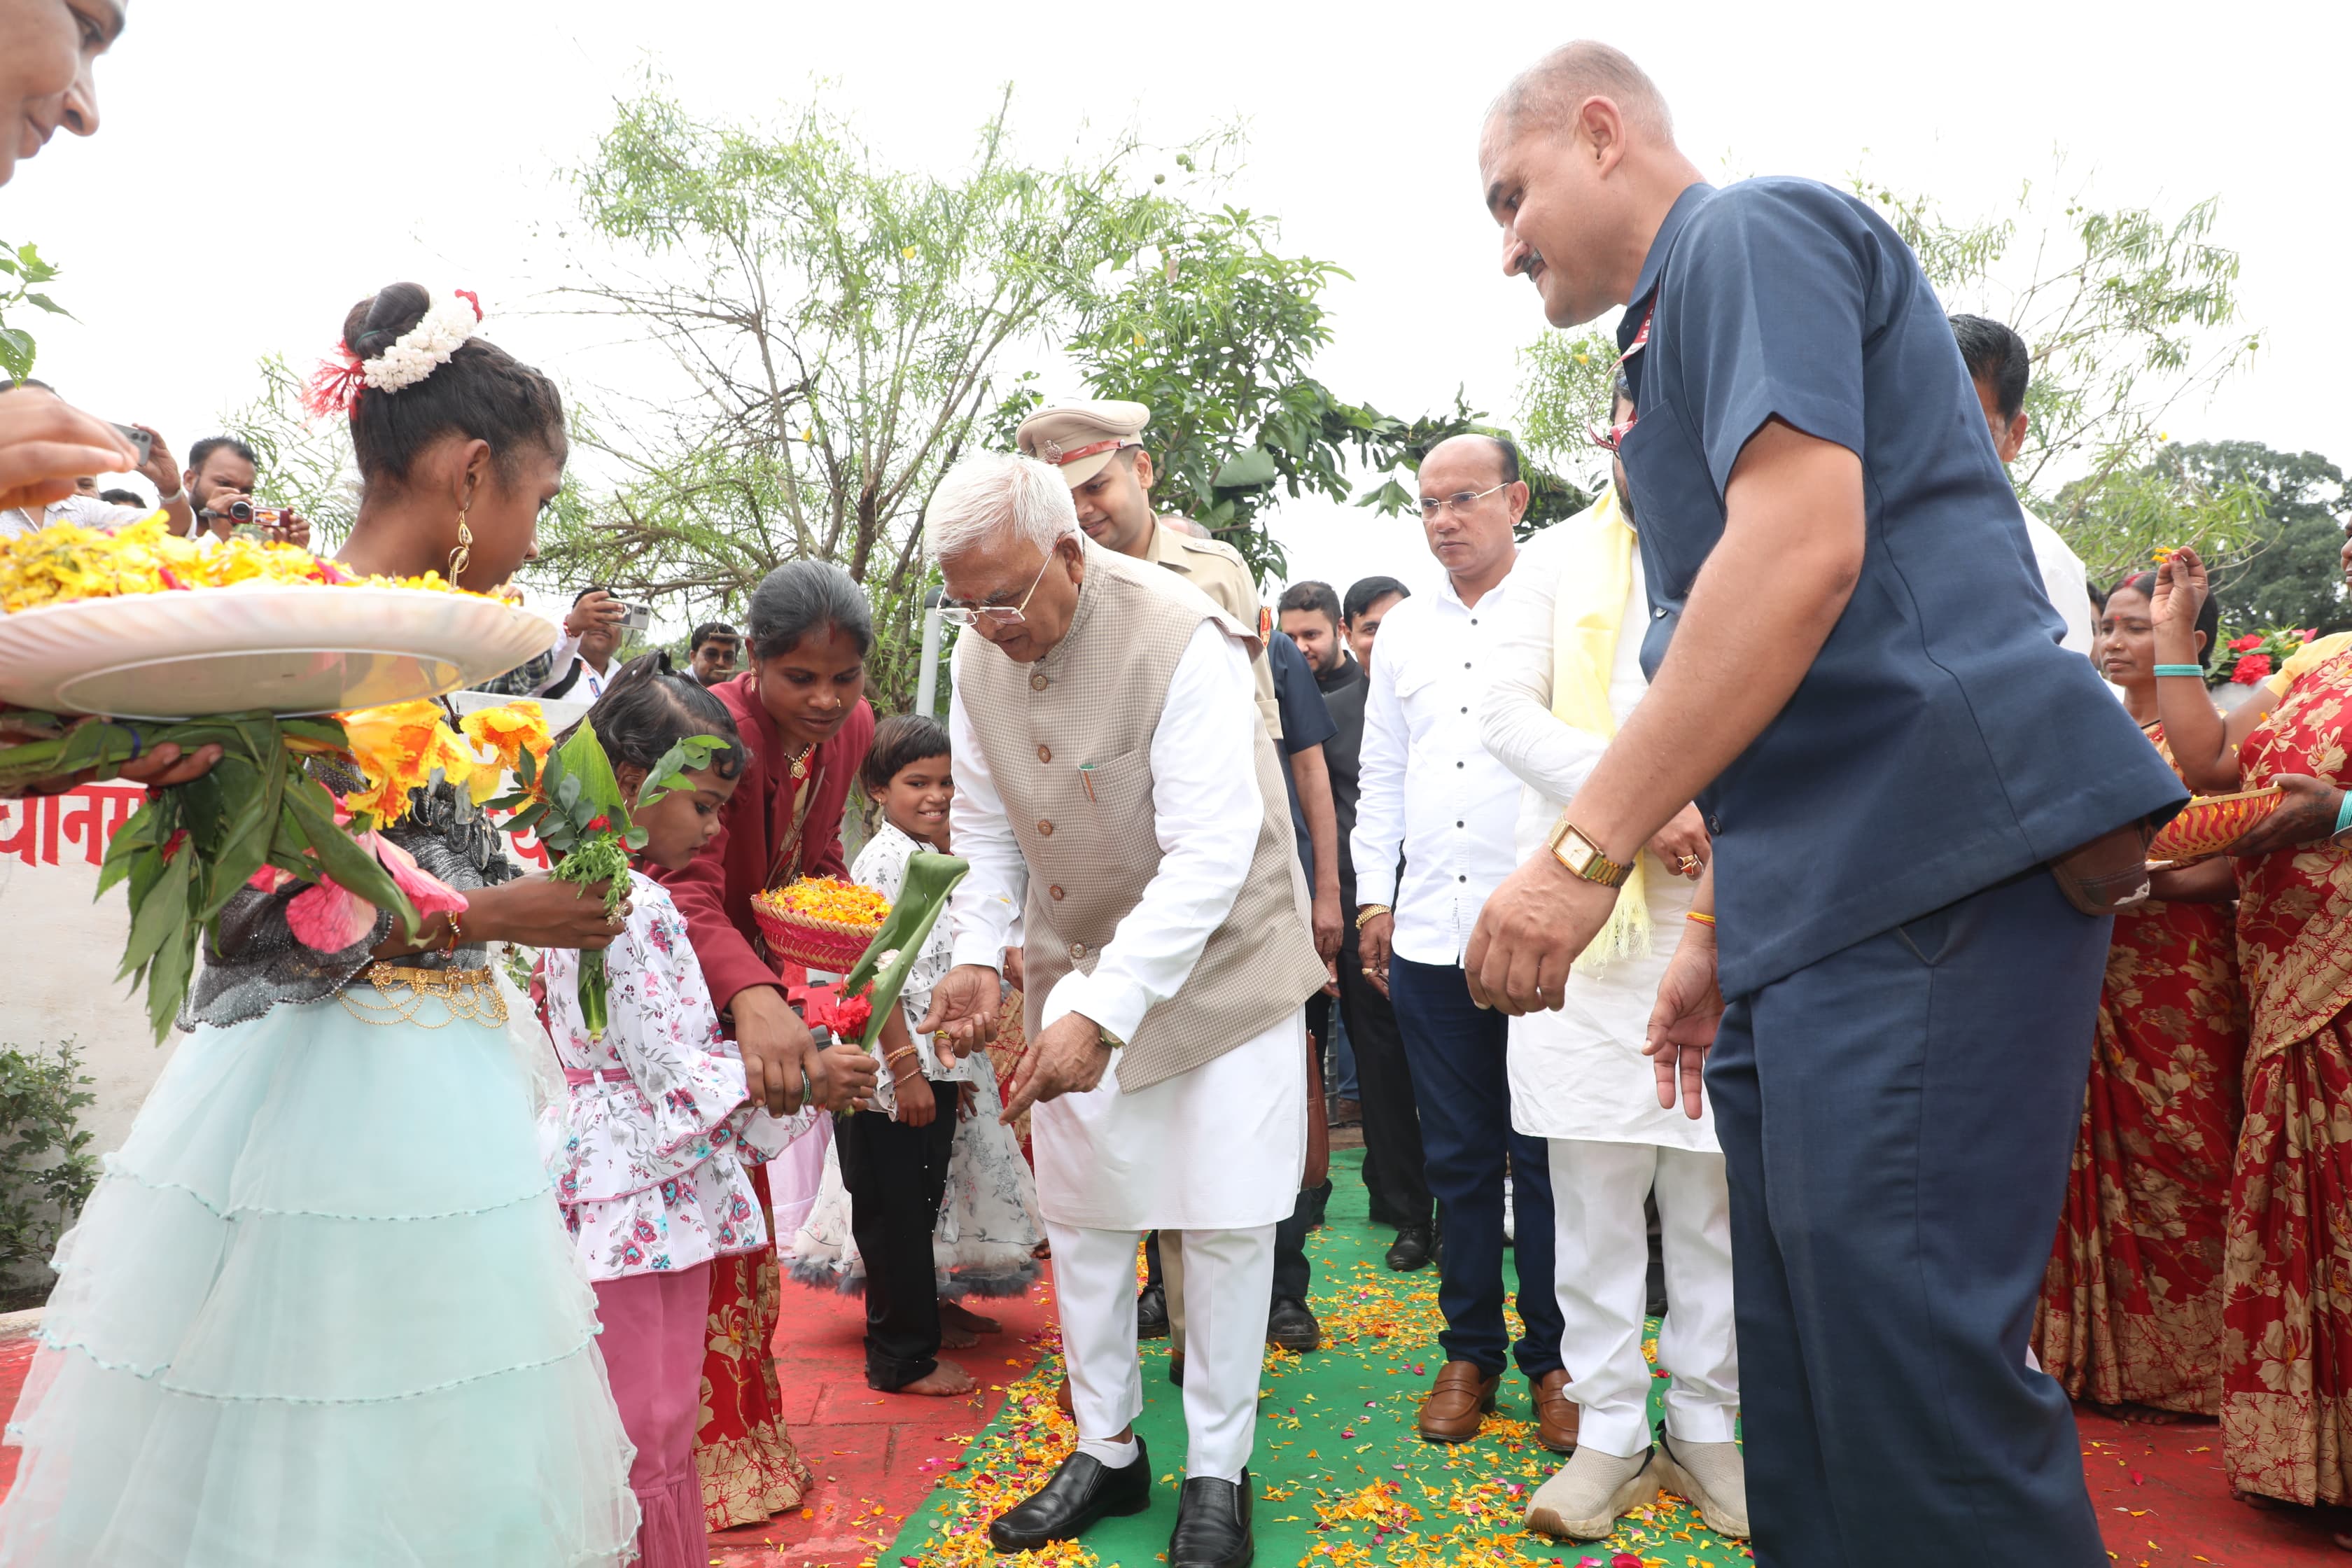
762, 876, 891, 928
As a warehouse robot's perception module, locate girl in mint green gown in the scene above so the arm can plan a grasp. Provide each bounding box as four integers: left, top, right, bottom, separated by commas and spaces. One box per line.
0, 283, 640, 1567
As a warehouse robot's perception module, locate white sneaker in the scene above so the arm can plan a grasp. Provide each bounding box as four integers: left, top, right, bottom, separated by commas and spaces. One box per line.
1523, 1446, 1660, 1541
1656, 1432, 1749, 1539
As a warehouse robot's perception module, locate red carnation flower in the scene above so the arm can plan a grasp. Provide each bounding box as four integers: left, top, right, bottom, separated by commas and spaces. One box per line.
586, 814, 611, 832
2230, 634, 2264, 652
2232, 652, 2274, 685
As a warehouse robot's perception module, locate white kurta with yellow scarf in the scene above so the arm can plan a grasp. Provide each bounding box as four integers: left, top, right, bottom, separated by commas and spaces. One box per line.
1478, 490, 1718, 1154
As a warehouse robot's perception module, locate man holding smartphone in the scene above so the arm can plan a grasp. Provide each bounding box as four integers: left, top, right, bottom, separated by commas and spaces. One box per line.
0, 381, 195, 541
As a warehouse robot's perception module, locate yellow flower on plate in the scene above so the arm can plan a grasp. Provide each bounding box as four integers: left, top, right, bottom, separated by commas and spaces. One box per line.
340, 699, 482, 825
0, 516, 490, 612
459, 701, 552, 799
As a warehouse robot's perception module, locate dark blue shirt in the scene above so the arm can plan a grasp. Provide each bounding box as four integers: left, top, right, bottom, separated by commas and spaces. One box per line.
1617, 178, 2185, 998
1268, 630, 1338, 884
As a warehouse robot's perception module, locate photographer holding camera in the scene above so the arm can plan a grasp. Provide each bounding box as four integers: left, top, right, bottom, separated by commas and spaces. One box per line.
174, 435, 310, 548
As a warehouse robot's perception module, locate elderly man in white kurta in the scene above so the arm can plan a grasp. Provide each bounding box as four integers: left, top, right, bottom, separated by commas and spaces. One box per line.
918, 451, 1325, 1568
1479, 456, 1747, 1546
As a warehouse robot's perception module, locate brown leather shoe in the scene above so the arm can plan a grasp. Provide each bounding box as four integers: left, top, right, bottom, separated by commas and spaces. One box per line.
1530, 1368, 1578, 1454
1418, 1360, 1501, 1443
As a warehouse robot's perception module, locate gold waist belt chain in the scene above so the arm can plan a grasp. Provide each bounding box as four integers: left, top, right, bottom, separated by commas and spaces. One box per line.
338, 963, 509, 1030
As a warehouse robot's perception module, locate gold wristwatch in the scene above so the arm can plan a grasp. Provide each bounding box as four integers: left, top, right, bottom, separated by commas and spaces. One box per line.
1546, 817, 1634, 887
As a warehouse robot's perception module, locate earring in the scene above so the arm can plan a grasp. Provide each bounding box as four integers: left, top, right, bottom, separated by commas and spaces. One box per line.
447, 507, 473, 580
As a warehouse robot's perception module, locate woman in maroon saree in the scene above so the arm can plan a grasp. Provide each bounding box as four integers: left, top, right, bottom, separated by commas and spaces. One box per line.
656, 560, 878, 1530
2033, 572, 2246, 1416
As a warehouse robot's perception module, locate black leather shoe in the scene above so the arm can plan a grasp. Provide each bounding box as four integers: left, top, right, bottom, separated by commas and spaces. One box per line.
987, 1436, 1152, 1553
1137, 1282, 1170, 1340
1169, 1350, 1186, 1387
1386, 1225, 1436, 1272
1266, 1296, 1321, 1352
1168, 1469, 1252, 1567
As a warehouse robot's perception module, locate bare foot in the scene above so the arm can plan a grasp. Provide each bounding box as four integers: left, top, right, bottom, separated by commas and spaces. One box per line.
940, 1322, 979, 1350
940, 1298, 1002, 1336
890, 1361, 977, 1397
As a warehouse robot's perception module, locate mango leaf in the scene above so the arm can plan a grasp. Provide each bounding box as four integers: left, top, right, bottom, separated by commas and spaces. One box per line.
144, 923, 199, 1043
118, 847, 194, 981
201, 768, 282, 919
1211, 447, 1279, 488
97, 802, 162, 898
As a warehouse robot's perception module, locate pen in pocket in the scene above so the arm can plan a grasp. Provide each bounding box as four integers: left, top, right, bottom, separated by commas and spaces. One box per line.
1079, 762, 1097, 802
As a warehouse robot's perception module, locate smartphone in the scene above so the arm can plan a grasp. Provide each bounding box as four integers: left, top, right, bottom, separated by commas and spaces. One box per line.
620, 601, 652, 634
109, 423, 152, 466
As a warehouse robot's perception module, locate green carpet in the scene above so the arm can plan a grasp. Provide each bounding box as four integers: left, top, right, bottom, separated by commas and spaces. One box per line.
885, 1149, 1751, 1568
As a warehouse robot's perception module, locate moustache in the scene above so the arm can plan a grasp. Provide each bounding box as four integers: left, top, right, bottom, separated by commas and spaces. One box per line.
1516, 248, 1546, 277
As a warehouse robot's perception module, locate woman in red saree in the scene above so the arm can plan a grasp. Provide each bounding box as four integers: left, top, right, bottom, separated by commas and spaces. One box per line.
2155, 543, 2352, 1509
657, 561, 879, 1530
2034, 572, 2246, 1416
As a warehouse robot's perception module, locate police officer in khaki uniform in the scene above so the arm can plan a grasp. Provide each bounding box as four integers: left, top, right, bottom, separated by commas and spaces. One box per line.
1016, 400, 1282, 741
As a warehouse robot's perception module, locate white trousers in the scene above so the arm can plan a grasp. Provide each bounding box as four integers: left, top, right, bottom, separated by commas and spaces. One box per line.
1548, 1138, 1740, 1457
1050, 1219, 1274, 1482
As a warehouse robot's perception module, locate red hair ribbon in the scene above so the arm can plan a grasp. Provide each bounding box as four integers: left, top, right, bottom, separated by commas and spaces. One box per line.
454, 288, 483, 321
301, 341, 367, 420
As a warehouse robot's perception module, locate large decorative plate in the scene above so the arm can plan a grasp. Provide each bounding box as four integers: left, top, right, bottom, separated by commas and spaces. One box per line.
0, 585, 558, 720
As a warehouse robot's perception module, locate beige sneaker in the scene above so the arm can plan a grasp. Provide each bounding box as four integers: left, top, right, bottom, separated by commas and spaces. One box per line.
1656, 1433, 1749, 1540
1523, 1446, 1660, 1541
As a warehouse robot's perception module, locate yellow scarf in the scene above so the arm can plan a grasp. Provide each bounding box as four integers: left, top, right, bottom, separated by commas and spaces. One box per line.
1547, 486, 1649, 976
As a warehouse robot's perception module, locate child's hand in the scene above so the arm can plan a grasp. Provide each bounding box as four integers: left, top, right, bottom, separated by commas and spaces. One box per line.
895, 1071, 937, 1127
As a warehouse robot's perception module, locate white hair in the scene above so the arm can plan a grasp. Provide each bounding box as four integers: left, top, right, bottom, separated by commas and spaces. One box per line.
925, 451, 1079, 560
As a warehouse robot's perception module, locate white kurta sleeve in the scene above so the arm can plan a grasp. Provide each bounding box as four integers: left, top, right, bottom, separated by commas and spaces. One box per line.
1043, 620, 1260, 1044
1349, 630, 1408, 911
1478, 529, 1609, 806
946, 645, 1028, 972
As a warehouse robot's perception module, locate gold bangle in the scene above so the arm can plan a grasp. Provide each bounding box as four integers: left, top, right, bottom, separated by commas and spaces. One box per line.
1685, 910, 1716, 927
1354, 904, 1392, 930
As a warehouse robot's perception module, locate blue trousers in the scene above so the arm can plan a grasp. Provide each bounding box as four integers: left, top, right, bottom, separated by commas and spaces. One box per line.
1707, 870, 2108, 1567
1389, 955, 1563, 1379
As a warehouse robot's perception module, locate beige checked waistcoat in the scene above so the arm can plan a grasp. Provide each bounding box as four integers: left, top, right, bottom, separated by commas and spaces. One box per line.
958, 539, 1326, 1093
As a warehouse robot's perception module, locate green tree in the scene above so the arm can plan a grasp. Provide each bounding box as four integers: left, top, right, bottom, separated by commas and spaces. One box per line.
0, 239, 66, 383
220, 353, 362, 547
1050, 204, 1410, 582
2183, 442, 2351, 633
531, 83, 1188, 708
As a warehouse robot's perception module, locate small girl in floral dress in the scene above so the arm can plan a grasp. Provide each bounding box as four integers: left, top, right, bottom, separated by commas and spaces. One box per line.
539, 656, 818, 1568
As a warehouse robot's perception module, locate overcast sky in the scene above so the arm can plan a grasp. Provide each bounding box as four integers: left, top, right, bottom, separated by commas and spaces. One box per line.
6, 0, 2339, 612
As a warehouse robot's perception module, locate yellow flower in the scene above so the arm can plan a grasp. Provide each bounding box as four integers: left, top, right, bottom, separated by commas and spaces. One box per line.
0, 515, 489, 612
460, 701, 552, 799
338, 699, 481, 825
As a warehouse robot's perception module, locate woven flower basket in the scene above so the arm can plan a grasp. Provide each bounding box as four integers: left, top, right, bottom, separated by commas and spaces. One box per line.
752, 890, 881, 972
2147, 785, 2283, 865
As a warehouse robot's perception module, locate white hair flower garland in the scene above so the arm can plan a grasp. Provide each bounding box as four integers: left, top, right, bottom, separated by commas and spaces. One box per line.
361, 289, 483, 394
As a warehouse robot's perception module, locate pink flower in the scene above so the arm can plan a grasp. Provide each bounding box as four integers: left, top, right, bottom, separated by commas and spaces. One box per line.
2304, 628, 2320, 642
287, 877, 379, 951
370, 832, 469, 921
286, 830, 468, 952
2232, 652, 2274, 686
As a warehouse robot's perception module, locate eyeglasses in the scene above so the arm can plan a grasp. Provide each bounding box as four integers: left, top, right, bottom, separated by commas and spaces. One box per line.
1415, 480, 1511, 521
938, 550, 1056, 627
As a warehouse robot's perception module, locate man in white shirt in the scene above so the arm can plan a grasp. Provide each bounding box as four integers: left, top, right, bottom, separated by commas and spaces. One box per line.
1479, 378, 1746, 1542
918, 453, 1325, 1568
1949, 315, 2094, 655
1352, 435, 1572, 1451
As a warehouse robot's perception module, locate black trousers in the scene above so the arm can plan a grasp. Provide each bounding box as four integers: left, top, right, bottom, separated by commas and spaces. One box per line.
836, 1091, 958, 1390
1338, 921, 1432, 1230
